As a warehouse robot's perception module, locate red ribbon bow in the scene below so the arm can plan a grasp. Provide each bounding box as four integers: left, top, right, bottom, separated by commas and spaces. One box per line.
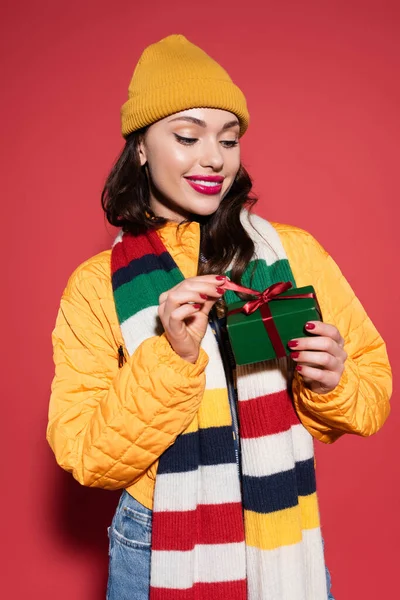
225, 281, 294, 315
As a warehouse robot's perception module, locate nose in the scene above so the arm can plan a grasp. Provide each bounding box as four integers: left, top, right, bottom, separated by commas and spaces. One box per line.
199, 138, 224, 171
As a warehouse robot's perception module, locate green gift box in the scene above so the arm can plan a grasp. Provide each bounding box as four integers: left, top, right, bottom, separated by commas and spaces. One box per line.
225, 282, 323, 366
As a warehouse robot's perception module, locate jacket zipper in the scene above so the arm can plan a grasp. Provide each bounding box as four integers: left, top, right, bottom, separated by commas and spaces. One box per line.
118, 344, 126, 368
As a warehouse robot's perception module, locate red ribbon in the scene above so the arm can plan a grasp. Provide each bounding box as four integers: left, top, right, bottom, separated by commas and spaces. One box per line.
224, 280, 321, 359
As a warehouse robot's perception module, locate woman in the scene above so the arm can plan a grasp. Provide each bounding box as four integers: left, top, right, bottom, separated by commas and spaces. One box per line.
47, 35, 392, 600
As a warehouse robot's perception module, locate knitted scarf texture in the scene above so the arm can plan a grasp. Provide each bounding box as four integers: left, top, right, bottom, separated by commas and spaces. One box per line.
111, 211, 328, 600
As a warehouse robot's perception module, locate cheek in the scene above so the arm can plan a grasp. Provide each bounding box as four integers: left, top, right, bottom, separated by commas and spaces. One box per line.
148, 144, 193, 185
224, 149, 241, 181
167, 144, 194, 172
230, 148, 241, 173
221, 150, 241, 198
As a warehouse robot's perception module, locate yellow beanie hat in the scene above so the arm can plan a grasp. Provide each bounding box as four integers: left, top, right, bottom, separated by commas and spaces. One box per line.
121, 34, 249, 138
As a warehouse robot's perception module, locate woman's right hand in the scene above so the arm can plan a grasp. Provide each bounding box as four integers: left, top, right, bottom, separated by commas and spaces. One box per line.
158, 275, 228, 363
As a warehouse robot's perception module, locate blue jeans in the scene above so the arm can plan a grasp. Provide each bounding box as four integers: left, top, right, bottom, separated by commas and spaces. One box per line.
107, 490, 335, 599
107, 490, 152, 600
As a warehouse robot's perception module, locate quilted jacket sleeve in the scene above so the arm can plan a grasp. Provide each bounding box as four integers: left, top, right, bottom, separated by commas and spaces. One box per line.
46, 265, 209, 490
288, 231, 392, 444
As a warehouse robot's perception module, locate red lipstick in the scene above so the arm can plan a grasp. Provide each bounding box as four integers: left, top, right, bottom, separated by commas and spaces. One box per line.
184, 175, 224, 196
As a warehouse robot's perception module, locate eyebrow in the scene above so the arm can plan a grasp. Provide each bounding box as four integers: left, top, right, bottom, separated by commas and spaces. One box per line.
168, 116, 240, 131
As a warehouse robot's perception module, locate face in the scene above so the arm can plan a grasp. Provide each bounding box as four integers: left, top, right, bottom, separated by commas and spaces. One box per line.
138, 107, 241, 222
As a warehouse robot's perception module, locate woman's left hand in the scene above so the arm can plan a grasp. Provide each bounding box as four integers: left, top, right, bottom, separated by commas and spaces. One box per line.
288, 321, 348, 395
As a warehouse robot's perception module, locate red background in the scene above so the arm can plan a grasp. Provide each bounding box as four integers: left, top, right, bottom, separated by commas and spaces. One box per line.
2, 1, 399, 598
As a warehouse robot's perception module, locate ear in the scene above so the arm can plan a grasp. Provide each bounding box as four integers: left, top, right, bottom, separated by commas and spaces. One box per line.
138, 139, 147, 167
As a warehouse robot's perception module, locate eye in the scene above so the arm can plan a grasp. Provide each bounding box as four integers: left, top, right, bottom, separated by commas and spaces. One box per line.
221, 140, 239, 148
174, 134, 197, 145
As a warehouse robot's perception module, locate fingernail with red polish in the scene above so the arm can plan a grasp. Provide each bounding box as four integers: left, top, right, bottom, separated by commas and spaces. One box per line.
288, 341, 298, 348
216, 276, 226, 281
295, 365, 303, 371
216, 287, 225, 294
291, 352, 300, 358
193, 303, 201, 309
200, 294, 208, 299
305, 322, 316, 330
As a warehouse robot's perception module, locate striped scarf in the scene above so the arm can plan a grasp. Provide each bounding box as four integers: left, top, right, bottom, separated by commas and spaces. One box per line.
111, 211, 328, 599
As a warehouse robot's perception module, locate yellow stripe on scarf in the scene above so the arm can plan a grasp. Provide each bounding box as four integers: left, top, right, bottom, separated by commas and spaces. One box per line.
244, 493, 321, 550
183, 388, 232, 434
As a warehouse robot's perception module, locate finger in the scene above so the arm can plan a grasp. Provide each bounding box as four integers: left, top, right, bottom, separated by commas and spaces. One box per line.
295, 363, 342, 388
166, 304, 204, 338
290, 350, 341, 371
163, 295, 220, 329
159, 275, 229, 306
161, 279, 226, 305
303, 321, 345, 347
163, 284, 224, 317
288, 335, 346, 359
185, 282, 228, 300
196, 297, 220, 317
159, 284, 179, 305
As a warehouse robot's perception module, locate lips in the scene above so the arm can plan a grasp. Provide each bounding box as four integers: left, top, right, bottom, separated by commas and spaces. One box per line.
185, 175, 224, 183
184, 175, 224, 196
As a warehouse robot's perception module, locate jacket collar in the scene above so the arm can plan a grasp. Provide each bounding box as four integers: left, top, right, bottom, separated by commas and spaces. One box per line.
156, 220, 201, 279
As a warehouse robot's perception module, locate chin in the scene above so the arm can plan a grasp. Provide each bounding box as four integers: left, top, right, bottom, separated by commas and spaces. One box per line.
193, 206, 220, 216
189, 199, 222, 216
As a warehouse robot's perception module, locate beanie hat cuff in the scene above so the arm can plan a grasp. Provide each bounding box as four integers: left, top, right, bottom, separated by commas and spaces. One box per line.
121, 78, 249, 138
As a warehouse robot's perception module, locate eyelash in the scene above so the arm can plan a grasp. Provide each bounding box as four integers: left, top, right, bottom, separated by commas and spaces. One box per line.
174, 134, 239, 148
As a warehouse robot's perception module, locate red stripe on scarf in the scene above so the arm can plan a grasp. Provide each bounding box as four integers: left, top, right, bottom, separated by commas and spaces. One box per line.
151, 579, 247, 600
151, 502, 244, 551
239, 390, 301, 438
111, 230, 167, 273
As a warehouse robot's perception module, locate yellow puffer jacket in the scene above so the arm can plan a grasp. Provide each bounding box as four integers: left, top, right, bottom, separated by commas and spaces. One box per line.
47, 220, 392, 510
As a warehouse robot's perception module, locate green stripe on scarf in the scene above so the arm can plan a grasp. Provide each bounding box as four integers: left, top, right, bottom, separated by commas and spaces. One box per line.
114, 267, 183, 323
